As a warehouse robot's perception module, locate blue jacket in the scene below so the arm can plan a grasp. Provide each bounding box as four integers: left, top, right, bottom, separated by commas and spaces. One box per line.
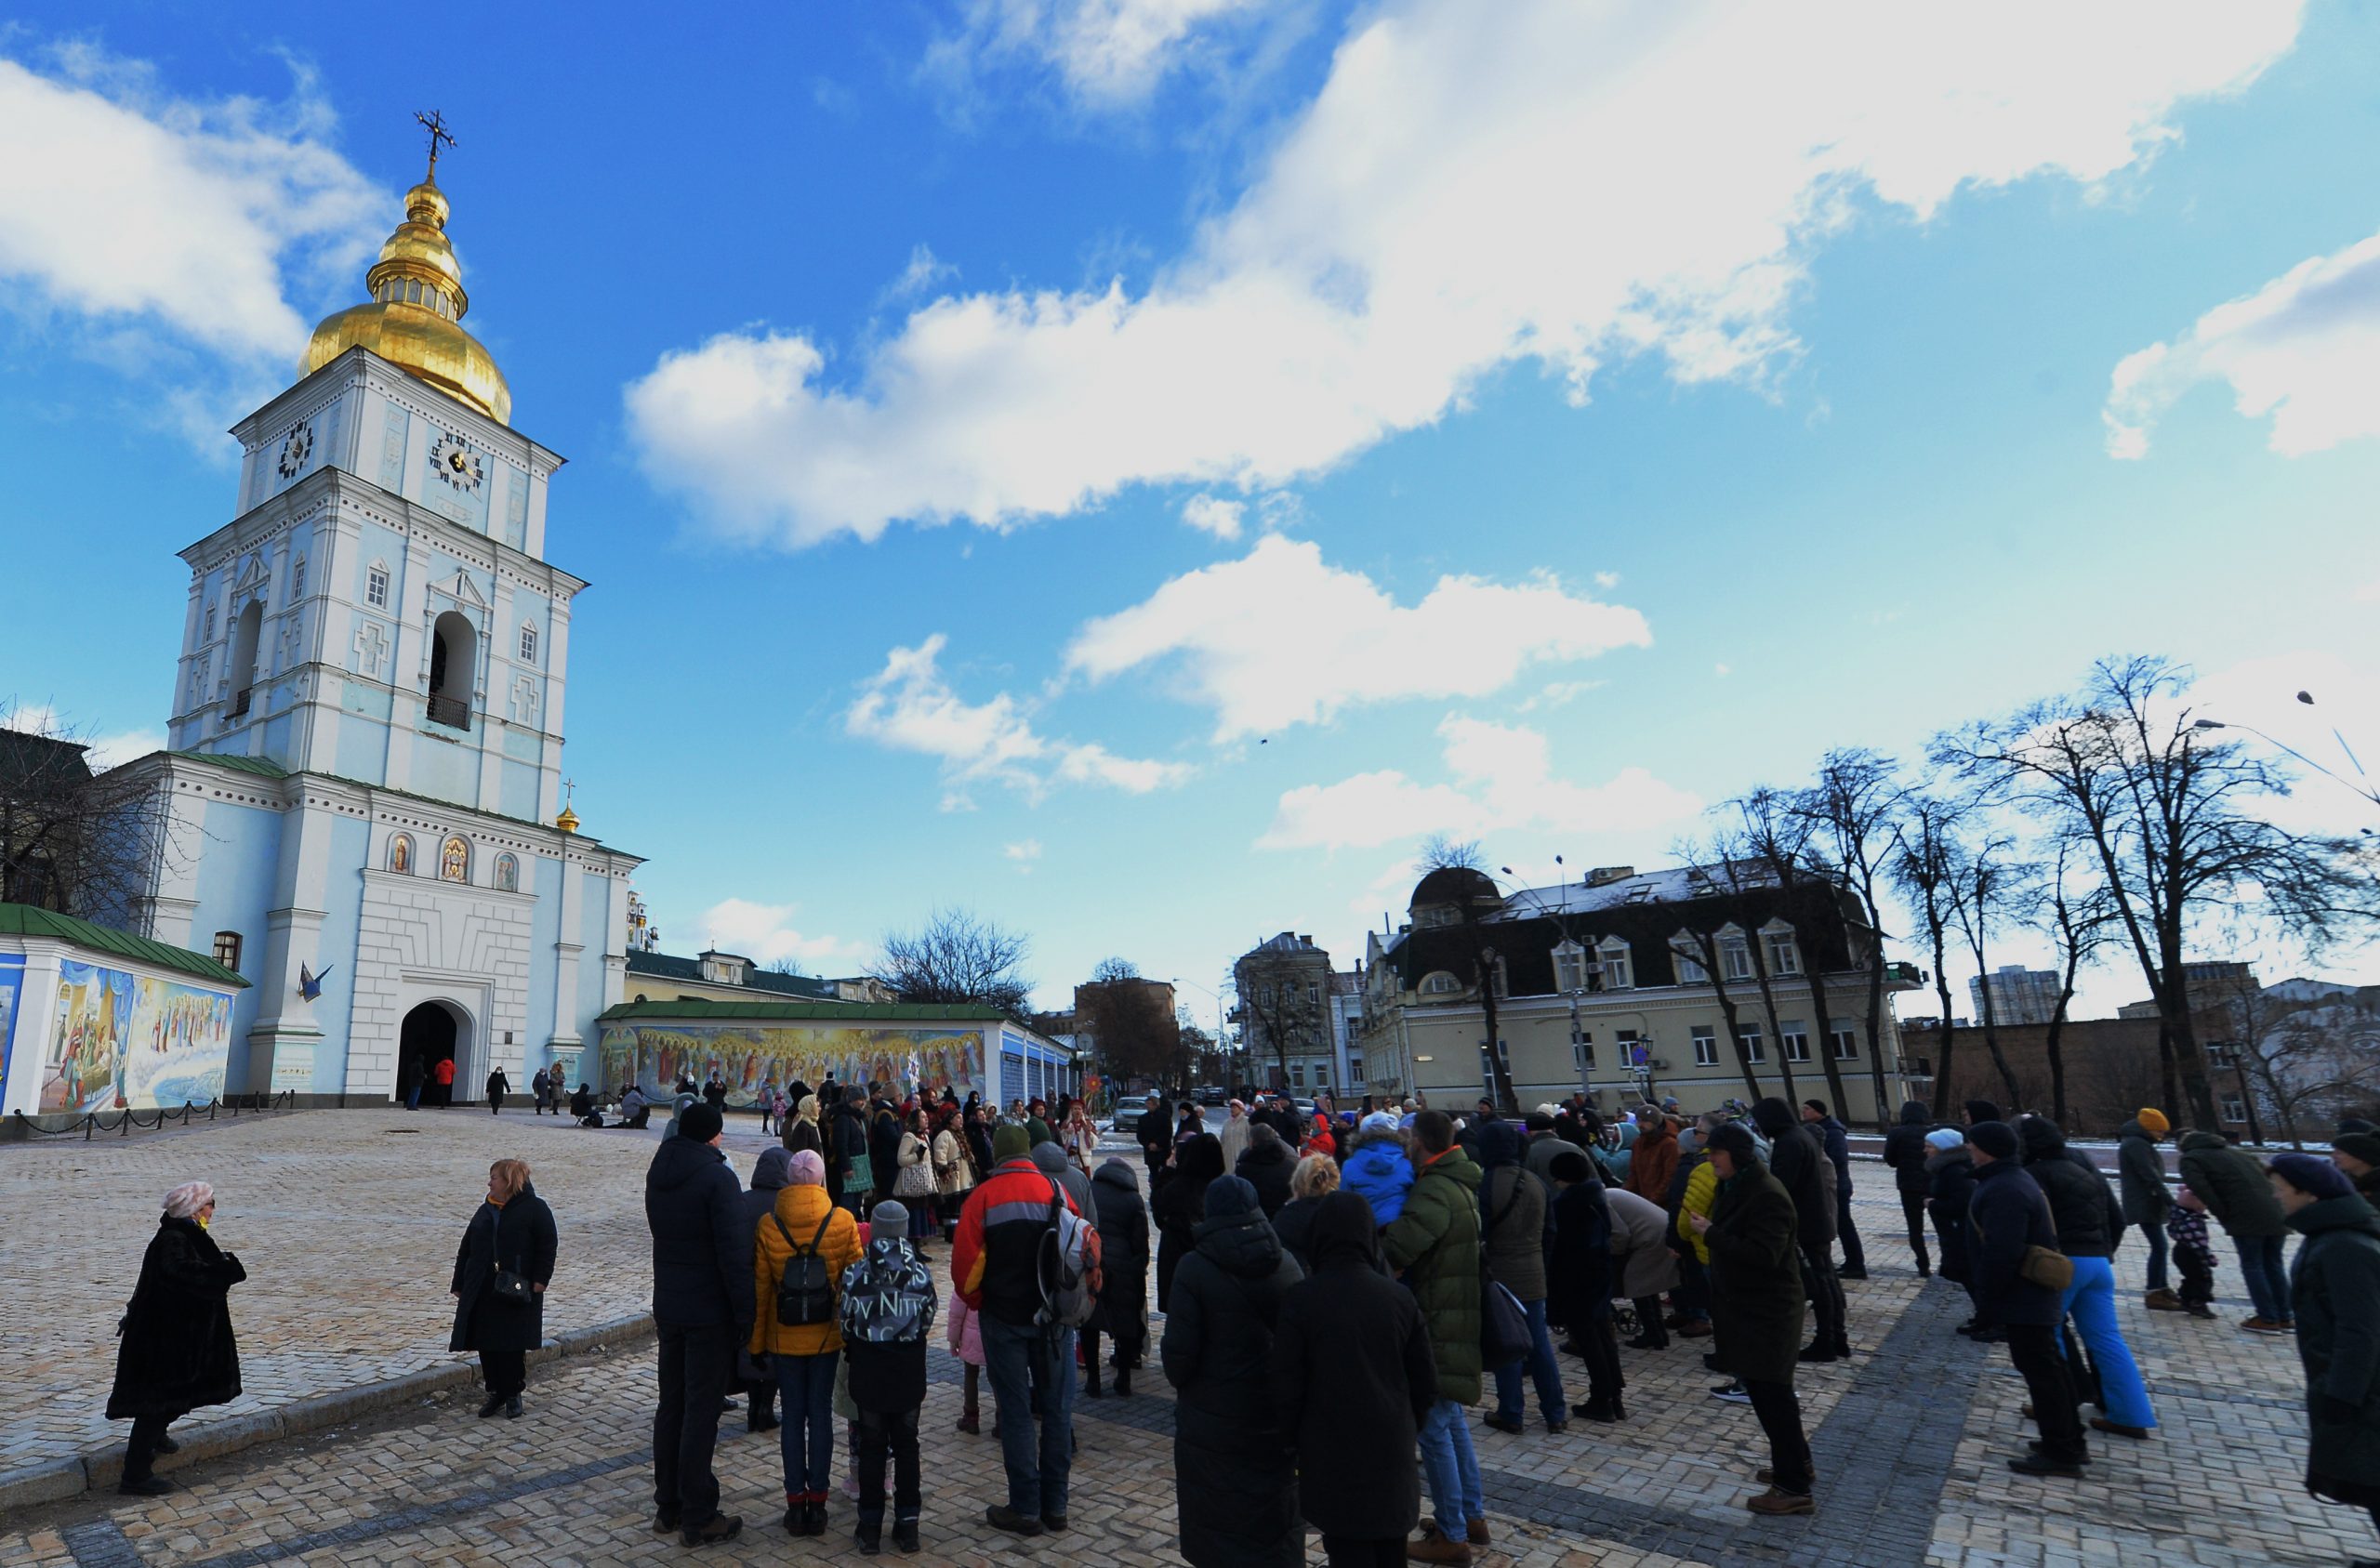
1965, 1158, 2064, 1328
1342, 1137, 1416, 1228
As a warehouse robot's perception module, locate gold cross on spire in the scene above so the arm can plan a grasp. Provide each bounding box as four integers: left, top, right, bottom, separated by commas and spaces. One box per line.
415, 109, 457, 179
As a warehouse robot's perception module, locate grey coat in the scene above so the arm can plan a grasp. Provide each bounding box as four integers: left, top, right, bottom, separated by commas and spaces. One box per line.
1480, 1164, 1550, 1301
2115, 1122, 2172, 1227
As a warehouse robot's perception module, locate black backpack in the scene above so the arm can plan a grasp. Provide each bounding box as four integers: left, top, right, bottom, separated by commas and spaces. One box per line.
772, 1209, 837, 1326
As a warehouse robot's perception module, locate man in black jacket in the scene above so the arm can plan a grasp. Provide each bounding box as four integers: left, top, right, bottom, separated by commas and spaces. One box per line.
829, 1086, 872, 1213
1802, 1099, 1867, 1279
1881, 1101, 1937, 1276
1966, 1121, 2088, 1478
1752, 1099, 1846, 1361
1137, 1094, 1174, 1175
645, 1103, 750, 1546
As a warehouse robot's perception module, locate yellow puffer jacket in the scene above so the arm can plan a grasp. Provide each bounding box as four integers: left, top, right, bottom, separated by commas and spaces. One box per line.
749, 1182, 863, 1356
1674, 1157, 1715, 1265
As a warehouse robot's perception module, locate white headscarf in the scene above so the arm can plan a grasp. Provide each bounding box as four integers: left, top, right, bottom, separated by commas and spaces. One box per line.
163, 1181, 215, 1219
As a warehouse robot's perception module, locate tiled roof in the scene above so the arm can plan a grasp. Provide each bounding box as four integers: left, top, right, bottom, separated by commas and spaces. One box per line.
623, 948, 841, 1000
0, 903, 251, 989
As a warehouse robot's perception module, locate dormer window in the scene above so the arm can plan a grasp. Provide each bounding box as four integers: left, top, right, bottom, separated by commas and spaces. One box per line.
1596, 938, 1633, 990
1672, 935, 1708, 984
1720, 930, 1754, 982
1552, 941, 1588, 994
1420, 971, 1461, 996
1765, 929, 1801, 976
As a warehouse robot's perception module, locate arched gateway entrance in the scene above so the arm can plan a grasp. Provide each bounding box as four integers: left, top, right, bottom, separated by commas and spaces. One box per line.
396, 1001, 467, 1106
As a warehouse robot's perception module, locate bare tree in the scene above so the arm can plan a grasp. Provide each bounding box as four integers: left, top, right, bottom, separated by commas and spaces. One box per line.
1077, 965, 1183, 1091
1235, 954, 1327, 1097
1735, 788, 1847, 1119
1890, 792, 1968, 1122
1939, 655, 2380, 1131
1, 708, 181, 926
1792, 749, 1909, 1126
1945, 828, 2027, 1116
1669, 834, 1770, 1105
1416, 836, 1519, 1114
875, 907, 1036, 1022
2028, 837, 2114, 1128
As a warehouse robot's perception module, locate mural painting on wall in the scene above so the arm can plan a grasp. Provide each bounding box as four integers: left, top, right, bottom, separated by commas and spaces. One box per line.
40, 961, 233, 1113
0, 960, 22, 1100
597, 1023, 985, 1107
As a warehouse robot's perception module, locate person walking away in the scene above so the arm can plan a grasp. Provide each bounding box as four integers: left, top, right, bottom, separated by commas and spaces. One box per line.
486, 1067, 510, 1116
1606, 1187, 1682, 1351
402, 1059, 423, 1113
529, 1066, 550, 1117
1163, 1174, 1305, 1567
1693, 1124, 1814, 1516
736, 1148, 795, 1434
1236, 1122, 1299, 1219
2268, 1153, 2380, 1564
894, 1108, 936, 1245
1925, 1129, 1985, 1330
1086, 1157, 1150, 1396
107, 1181, 245, 1495
2016, 1116, 2157, 1441
1476, 1120, 1567, 1435
1802, 1100, 1867, 1279
2168, 1184, 2220, 1319
449, 1158, 557, 1419
2118, 1110, 2179, 1310
432, 1053, 456, 1107
1751, 1099, 1846, 1361
1383, 1111, 1488, 1564
951, 1123, 1088, 1536
1882, 1101, 1937, 1277
2179, 1128, 2295, 1333
1139, 1094, 1177, 1176
1549, 1151, 1626, 1422
1273, 1190, 1438, 1568
1964, 1121, 2090, 1478
1273, 1153, 1339, 1273
751, 1149, 863, 1536
1342, 1111, 1417, 1226
840, 1197, 938, 1556
645, 1103, 751, 1546
1156, 1134, 1226, 1314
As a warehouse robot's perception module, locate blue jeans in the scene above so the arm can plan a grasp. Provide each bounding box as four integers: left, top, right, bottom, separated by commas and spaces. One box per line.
1417, 1399, 1483, 1538
772, 1350, 840, 1498
2141, 1219, 2169, 1292
981, 1314, 1073, 1519
2235, 1234, 2293, 1322
2056, 1256, 2156, 1430
1492, 1297, 1567, 1425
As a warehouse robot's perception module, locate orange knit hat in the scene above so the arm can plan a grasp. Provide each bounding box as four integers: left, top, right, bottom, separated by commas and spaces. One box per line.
2137, 1108, 2171, 1136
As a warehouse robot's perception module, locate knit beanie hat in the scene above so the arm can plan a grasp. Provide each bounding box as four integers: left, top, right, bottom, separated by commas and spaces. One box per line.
1705, 1123, 1758, 1165
1964, 1099, 2003, 1126
1361, 1111, 1400, 1135
1965, 1121, 2020, 1160
679, 1103, 724, 1142
2333, 1131, 2380, 1169
163, 1180, 216, 1219
787, 1149, 826, 1185
2135, 1107, 2170, 1136
2268, 1153, 2354, 1201
869, 1199, 908, 1234
993, 1123, 1032, 1162
1924, 1127, 1965, 1152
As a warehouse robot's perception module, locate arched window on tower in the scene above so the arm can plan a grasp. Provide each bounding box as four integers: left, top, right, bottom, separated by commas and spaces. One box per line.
427, 611, 475, 731
227, 600, 263, 718
389, 834, 413, 875
494, 852, 519, 892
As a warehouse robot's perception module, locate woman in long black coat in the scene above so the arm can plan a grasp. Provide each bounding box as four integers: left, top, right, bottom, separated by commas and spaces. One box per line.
1154, 1133, 1225, 1314
1087, 1157, 1151, 1395
2270, 1154, 2380, 1550
108, 1181, 245, 1495
448, 1158, 559, 1418
1161, 1176, 1305, 1568
1272, 1190, 1435, 1566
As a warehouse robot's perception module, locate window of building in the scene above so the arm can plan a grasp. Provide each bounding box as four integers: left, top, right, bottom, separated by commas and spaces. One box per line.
1421, 971, 1461, 995
1739, 1024, 1765, 1062
519, 623, 538, 665
204, 604, 217, 642
1308, 982, 1320, 1005
1491, 956, 1509, 999
1291, 1062, 1305, 1087
2220, 1091, 2247, 1123
494, 852, 520, 893
1720, 933, 1753, 982
1765, 930, 1801, 976
366, 562, 390, 609
439, 836, 469, 882
1617, 1027, 1643, 1068
1829, 1021, 1858, 1061
1573, 1032, 1595, 1072
2206, 1041, 2240, 1067
1350, 1059, 1365, 1085
1692, 1026, 1718, 1066
427, 611, 475, 731
1672, 937, 1707, 984
212, 930, 242, 972
388, 834, 413, 875
290, 554, 307, 600
1261, 985, 1275, 1006
1596, 939, 1633, 990
1782, 1024, 1811, 1063
1553, 940, 1587, 994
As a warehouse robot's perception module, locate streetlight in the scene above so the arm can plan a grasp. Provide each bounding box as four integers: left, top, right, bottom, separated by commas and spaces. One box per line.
1501, 857, 1598, 1108
2193, 702, 2379, 815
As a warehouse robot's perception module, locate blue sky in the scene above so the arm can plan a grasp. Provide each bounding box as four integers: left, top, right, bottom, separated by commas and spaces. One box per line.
3, 2, 2376, 1017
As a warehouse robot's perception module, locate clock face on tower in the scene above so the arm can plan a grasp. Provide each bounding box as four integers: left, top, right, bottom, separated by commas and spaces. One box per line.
430, 431, 484, 494
276, 421, 313, 480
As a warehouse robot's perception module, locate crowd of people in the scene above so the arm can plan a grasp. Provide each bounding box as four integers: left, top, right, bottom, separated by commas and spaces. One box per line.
98, 1083, 2380, 1566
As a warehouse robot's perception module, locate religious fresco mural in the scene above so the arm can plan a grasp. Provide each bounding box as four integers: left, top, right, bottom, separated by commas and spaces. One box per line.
596, 1021, 985, 1107
40, 960, 234, 1113
0, 960, 22, 1101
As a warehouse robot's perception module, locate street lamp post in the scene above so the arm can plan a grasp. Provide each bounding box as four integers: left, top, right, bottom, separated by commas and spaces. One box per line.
2194, 693, 2378, 819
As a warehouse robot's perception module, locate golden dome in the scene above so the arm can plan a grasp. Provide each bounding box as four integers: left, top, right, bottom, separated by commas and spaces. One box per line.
300, 177, 510, 424
555, 803, 579, 834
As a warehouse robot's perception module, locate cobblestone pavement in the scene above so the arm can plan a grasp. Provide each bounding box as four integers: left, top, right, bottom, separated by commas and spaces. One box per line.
1, 1112, 2367, 1566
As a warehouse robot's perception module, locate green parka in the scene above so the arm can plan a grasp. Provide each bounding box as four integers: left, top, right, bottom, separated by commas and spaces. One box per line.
1704, 1162, 1805, 1387
2178, 1130, 2287, 1240
1382, 1147, 1483, 1405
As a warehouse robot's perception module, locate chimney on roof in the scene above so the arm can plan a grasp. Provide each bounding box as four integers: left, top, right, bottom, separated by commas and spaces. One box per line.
1586, 865, 1635, 888
1300, 934, 1313, 946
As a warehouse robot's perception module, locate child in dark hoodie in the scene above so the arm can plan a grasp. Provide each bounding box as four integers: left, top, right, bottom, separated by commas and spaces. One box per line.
2167, 1185, 2219, 1320
840, 1199, 938, 1555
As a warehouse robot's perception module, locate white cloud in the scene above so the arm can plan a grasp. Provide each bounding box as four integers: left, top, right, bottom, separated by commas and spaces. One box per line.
2105, 226, 2380, 458
2184, 651, 2380, 835
845, 633, 1191, 803
1, 703, 163, 770
1261, 714, 1702, 850
1714, 663, 1732, 678
1179, 493, 1244, 538
0, 46, 383, 364
1003, 839, 1044, 872
2356, 580, 2380, 605
939, 0, 1265, 105
883, 244, 959, 304
1064, 535, 1649, 739
1593, 571, 1620, 590
691, 897, 865, 971
1514, 679, 1602, 714
628, 1, 2298, 547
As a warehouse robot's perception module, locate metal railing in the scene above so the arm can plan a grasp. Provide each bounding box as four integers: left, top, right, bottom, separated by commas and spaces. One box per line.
7, 1090, 298, 1141
230, 686, 254, 718
425, 693, 471, 731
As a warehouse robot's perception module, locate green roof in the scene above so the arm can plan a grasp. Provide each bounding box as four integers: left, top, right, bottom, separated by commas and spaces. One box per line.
161, 750, 630, 850
0, 903, 251, 989
599, 998, 1018, 1025
168, 749, 289, 778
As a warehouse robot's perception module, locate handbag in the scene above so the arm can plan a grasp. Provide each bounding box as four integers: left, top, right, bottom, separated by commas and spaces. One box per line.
896, 1139, 935, 1197
486, 1206, 535, 1305
1481, 1278, 1531, 1369
2019, 1245, 2074, 1292
845, 1152, 875, 1193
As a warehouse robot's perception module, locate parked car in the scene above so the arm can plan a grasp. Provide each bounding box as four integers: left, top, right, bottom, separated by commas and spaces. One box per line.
1196, 1086, 1225, 1106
